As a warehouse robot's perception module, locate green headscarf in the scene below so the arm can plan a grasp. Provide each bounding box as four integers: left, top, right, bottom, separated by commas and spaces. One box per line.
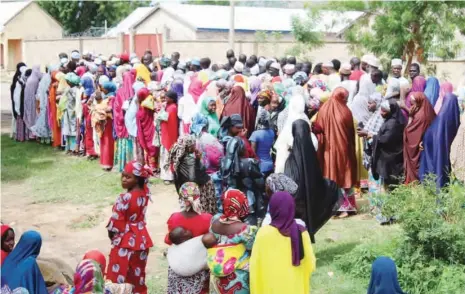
200, 96, 220, 137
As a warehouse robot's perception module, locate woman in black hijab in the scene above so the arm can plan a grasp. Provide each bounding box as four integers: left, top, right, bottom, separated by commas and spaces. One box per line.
284, 119, 340, 243
10, 62, 26, 120
371, 100, 406, 189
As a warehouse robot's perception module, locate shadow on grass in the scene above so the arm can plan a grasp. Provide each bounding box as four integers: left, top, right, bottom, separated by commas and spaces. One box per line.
316, 241, 359, 267
1, 135, 59, 182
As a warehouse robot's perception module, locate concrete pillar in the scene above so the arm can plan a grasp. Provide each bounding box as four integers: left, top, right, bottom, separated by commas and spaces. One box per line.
129, 30, 136, 54
79, 38, 84, 55
117, 33, 124, 53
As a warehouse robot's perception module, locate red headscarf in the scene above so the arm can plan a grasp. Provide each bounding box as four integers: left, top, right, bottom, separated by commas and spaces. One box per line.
137, 88, 150, 102
219, 189, 249, 224
1, 224, 13, 265
136, 88, 156, 158
76, 66, 86, 77
404, 92, 436, 183
124, 160, 153, 178
315, 87, 357, 189
221, 85, 256, 134
83, 250, 106, 275
188, 77, 210, 104
271, 76, 282, 84
119, 53, 130, 64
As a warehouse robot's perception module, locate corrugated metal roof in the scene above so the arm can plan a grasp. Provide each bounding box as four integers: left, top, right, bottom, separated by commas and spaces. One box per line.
0, 0, 31, 32
106, 7, 155, 37
158, 3, 364, 34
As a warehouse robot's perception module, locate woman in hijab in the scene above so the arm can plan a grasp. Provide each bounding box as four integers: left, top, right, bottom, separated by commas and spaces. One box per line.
208, 189, 258, 294
166, 182, 212, 294
434, 81, 454, 114
23, 65, 43, 137
61, 73, 80, 154
450, 108, 465, 182
285, 119, 340, 240
95, 81, 116, 170
423, 76, 440, 107
249, 76, 262, 109
402, 75, 426, 118
1, 224, 15, 266
10, 62, 26, 138
178, 77, 210, 135
81, 76, 97, 159
113, 71, 136, 172
1, 230, 48, 294
367, 257, 405, 294
200, 96, 221, 137
136, 87, 157, 171
48, 72, 64, 148
315, 87, 358, 218
160, 90, 180, 183
125, 81, 145, 162
250, 192, 315, 294
221, 85, 256, 136
404, 92, 436, 184
135, 63, 151, 85
190, 113, 224, 175
31, 67, 52, 143
73, 259, 106, 294
13, 66, 29, 142
167, 135, 217, 215
419, 93, 461, 189
268, 91, 285, 136
249, 110, 275, 175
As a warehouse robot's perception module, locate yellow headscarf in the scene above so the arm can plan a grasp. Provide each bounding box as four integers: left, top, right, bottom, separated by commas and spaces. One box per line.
135, 64, 151, 85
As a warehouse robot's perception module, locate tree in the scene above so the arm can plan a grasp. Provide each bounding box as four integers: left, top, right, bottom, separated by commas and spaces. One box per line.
298, 1, 465, 74
39, 1, 150, 34
184, 0, 230, 5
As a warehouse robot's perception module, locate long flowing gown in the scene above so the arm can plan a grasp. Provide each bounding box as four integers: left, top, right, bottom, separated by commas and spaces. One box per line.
23, 66, 42, 136
136, 100, 156, 168
31, 73, 52, 141
61, 87, 78, 151
221, 85, 256, 136
419, 93, 461, 189
48, 72, 63, 147
160, 103, 179, 181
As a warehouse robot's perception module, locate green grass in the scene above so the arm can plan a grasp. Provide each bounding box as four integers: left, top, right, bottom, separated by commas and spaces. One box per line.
1, 134, 401, 293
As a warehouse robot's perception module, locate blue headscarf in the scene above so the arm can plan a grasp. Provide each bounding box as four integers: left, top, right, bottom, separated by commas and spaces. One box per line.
424, 77, 440, 107
102, 81, 117, 98
190, 113, 209, 137
367, 257, 405, 294
170, 79, 184, 99
419, 93, 461, 189
81, 76, 94, 97
1, 231, 48, 294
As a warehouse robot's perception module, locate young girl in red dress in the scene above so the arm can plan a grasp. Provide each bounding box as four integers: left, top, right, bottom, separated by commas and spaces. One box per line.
106, 161, 154, 293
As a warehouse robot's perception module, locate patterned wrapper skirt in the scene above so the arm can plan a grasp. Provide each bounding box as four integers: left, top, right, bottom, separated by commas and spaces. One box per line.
114, 137, 134, 172
167, 267, 209, 294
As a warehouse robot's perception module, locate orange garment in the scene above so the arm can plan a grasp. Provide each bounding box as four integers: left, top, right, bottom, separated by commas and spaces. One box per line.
315, 87, 357, 189
49, 72, 61, 147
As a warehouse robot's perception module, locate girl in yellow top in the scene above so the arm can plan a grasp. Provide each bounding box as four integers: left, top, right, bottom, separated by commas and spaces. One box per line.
250, 191, 316, 294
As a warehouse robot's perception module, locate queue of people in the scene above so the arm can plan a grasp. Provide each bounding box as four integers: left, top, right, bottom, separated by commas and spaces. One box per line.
3, 48, 465, 294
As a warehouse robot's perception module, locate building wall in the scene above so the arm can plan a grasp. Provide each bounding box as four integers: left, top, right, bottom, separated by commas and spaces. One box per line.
23, 37, 121, 70
3, 2, 63, 40
134, 9, 196, 41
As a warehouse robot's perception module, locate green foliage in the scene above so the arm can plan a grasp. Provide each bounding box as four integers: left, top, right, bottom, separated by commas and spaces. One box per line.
39, 1, 150, 34
335, 181, 465, 294
185, 0, 230, 5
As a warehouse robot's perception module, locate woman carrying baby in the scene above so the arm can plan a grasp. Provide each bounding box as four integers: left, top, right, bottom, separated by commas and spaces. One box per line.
166, 182, 212, 294
208, 189, 258, 294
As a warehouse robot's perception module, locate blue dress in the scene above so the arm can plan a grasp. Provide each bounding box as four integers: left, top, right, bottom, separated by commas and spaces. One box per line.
249, 129, 275, 173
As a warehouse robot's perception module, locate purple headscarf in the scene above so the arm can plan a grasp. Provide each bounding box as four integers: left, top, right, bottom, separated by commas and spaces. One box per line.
406, 76, 427, 109
249, 77, 261, 106
170, 79, 184, 99
23, 65, 43, 129
269, 191, 306, 266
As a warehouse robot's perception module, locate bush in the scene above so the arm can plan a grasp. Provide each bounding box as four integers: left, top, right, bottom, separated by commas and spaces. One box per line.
335, 180, 465, 294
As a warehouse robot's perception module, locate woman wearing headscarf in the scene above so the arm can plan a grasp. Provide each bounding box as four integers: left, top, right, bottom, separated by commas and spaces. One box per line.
1, 224, 15, 266
73, 259, 106, 294
216, 79, 232, 118
401, 75, 426, 117
135, 63, 151, 85
160, 90, 180, 183
125, 81, 145, 162
61, 72, 80, 154
81, 76, 98, 158
167, 135, 218, 215
10, 62, 26, 138
249, 111, 275, 175
284, 119, 340, 240
419, 93, 461, 189
423, 76, 440, 107
23, 65, 43, 137
434, 81, 454, 114
250, 192, 316, 294
450, 109, 465, 182
403, 92, 436, 184
95, 81, 116, 170
106, 160, 153, 294
166, 182, 212, 294
208, 189, 258, 294
31, 68, 52, 143
112, 71, 136, 172
248, 76, 262, 109
1, 230, 48, 294
178, 77, 211, 135
221, 85, 256, 136
136, 87, 157, 171
315, 87, 358, 217
199, 96, 221, 137
13, 66, 29, 142
269, 91, 286, 137
367, 257, 405, 294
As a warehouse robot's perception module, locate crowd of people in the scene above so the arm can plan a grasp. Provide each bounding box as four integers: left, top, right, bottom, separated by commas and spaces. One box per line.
2, 47, 465, 294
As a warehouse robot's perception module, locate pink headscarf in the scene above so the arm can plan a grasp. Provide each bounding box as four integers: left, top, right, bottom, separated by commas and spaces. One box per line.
76, 66, 86, 77
434, 82, 454, 114
113, 71, 135, 138
188, 77, 210, 104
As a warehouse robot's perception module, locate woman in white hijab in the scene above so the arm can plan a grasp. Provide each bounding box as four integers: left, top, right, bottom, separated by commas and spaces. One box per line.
274, 94, 317, 173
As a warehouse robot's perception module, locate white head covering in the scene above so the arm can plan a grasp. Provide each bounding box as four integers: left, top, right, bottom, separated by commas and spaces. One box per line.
234, 61, 244, 73
391, 58, 403, 67
250, 64, 260, 76
98, 75, 110, 86
258, 58, 267, 67
366, 56, 380, 68
380, 100, 391, 112
94, 58, 102, 66
339, 63, 352, 75
270, 62, 281, 70
100, 55, 108, 62
361, 54, 372, 63
322, 61, 334, 68
60, 57, 69, 65
131, 57, 140, 65
349, 73, 377, 124
71, 51, 80, 60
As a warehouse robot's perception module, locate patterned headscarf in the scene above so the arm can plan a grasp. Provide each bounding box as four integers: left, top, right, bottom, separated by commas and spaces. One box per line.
190, 113, 209, 137
307, 79, 328, 92
266, 173, 299, 196
256, 109, 271, 130
124, 160, 153, 178
258, 89, 272, 101
166, 135, 197, 171
73, 260, 105, 294
219, 189, 249, 224
178, 182, 203, 214
102, 81, 117, 97
65, 72, 81, 86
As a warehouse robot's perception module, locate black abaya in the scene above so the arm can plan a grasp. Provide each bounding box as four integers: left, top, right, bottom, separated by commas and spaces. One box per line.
284, 119, 340, 243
